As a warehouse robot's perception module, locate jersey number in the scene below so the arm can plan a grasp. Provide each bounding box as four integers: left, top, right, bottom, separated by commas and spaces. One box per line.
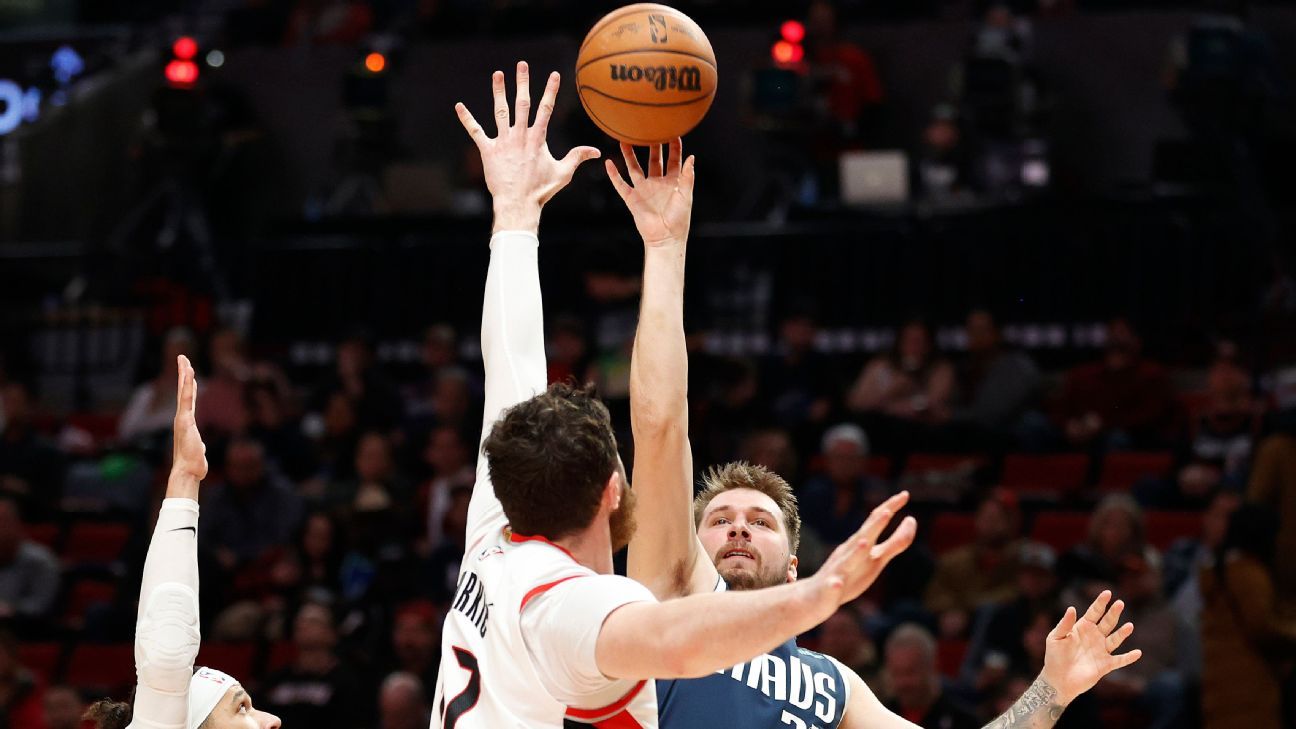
781, 710, 822, 729
444, 647, 481, 729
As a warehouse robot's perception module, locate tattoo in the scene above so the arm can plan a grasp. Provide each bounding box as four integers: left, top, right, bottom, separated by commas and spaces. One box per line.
983, 678, 1066, 729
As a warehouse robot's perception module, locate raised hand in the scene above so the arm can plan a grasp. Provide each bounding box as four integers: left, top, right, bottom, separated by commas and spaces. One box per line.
606, 139, 696, 248
1041, 590, 1142, 704
455, 61, 601, 233
806, 491, 917, 617
171, 355, 207, 483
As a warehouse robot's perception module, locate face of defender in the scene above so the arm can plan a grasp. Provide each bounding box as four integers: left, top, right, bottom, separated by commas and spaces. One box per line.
207, 686, 281, 729
697, 488, 797, 590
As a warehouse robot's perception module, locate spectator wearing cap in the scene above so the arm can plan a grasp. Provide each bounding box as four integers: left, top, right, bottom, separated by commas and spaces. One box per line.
0, 496, 59, 627
799, 424, 891, 544
925, 489, 1026, 639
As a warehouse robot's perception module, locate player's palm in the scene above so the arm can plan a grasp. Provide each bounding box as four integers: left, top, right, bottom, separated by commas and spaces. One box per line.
171, 355, 208, 481
607, 140, 696, 248
1042, 591, 1142, 701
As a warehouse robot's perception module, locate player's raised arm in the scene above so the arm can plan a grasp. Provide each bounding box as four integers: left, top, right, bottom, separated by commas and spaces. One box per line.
455, 62, 601, 549
610, 140, 715, 600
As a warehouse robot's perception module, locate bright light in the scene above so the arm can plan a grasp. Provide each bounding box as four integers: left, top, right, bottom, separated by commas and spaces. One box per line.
780, 20, 806, 44
771, 40, 804, 65
364, 52, 386, 74
172, 36, 198, 61
206, 49, 225, 68
165, 59, 199, 87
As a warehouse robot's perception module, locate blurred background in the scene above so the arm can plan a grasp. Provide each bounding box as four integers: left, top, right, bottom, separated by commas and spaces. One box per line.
0, 0, 1295, 727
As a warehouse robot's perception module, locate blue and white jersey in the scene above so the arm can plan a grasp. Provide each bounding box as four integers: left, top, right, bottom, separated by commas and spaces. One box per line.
655, 580, 850, 729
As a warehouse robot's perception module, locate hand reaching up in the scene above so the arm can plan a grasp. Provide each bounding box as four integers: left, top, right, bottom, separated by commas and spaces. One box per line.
171, 355, 207, 485
606, 139, 696, 248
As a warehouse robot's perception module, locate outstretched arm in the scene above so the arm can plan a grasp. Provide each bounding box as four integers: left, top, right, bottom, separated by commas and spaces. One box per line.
613, 140, 715, 599
131, 355, 209, 729
839, 591, 1142, 729
455, 62, 601, 549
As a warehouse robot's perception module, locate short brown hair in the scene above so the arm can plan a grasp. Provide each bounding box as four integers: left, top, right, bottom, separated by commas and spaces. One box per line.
693, 462, 801, 553
483, 382, 618, 540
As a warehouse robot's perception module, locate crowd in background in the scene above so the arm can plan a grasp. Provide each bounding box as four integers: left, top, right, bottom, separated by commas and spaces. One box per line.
1, 305, 1295, 729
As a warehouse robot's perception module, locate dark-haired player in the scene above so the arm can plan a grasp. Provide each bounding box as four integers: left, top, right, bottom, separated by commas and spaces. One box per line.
433, 61, 920, 729
613, 135, 1144, 729
84, 356, 281, 729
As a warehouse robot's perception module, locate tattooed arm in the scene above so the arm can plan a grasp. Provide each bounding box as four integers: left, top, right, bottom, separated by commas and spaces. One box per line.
984, 677, 1066, 728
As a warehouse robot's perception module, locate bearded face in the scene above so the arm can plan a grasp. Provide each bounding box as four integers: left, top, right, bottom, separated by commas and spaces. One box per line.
610, 478, 638, 552
696, 489, 796, 590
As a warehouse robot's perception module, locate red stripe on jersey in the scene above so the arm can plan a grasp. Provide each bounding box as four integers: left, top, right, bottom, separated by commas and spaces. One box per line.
508, 531, 578, 561
584, 710, 644, 728
519, 575, 584, 613
565, 680, 647, 722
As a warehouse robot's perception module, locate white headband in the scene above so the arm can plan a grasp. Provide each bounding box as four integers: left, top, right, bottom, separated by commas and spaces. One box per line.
188, 667, 238, 729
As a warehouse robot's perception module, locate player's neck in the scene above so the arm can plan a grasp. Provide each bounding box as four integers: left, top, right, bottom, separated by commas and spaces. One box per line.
554, 524, 614, 575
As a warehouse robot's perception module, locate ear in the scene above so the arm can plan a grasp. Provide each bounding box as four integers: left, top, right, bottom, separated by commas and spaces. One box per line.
787, 554, 799, 583
602, 472, 621, 511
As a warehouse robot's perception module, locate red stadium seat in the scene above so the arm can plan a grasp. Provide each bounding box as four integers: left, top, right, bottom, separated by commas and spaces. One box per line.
937, 639, 968, 678
1029, 512, 1089, 553
64, 580, 119, 624
1145, 512, 1201, 551
864, 456, 893, 480
1097, 452, 1174, 493
65, 412, 121, 447
18, 643, 63, 683
927, 513, 977, 555
62, 522, 131, 565
196, 642, 257, 681
26, 523, 60, 551
65, 644, 136, 693
902, 454, 986, 478
1001, 454, 1090, 499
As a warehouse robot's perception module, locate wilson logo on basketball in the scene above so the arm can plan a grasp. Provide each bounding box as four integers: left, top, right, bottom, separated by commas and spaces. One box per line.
608, 64, 703, 93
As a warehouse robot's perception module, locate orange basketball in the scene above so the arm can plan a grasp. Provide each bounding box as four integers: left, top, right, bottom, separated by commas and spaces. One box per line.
575, 4, 718, 145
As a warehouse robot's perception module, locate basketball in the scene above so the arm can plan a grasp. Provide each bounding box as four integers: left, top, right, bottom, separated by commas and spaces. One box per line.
576, 3, 718, 145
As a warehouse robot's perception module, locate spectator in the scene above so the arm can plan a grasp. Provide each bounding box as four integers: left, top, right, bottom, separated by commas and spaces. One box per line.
698, 358, 764, 466
422, 369, 477, 437
246, 378, 317, 482
1199, 504, 1296, 729
546, 315, 589, 385
197, 327, 250, 438
818, 607, 880, 687
737, 428, 800, 486
916, 105, 975, 203
799, 424, 890, 543
1053, 318, 1178, 450
314, 333, 402, 433
847, 320, 956, 425
0, 629, 43, 728
954, 309, 1040, 432
1247, 429, 1296, 611
925, 489, 1025, 639
1092, 552, 1189, 729
0, 382, 65, 520
426, 486, 471, 602
118, 327, 195, 445
1059, 494, 1153, 595
760, 308, 836, 432
420, 427, 474, 552
882, 623, 981, 729
1164, 491, 1242, 647
0, 496, 59, 624
387, 601, 440, 699
202, 437, 303, 573
42, 684, 85, 729
379, 672, 429, 729
407, 325, 481, 431
804, 0, 885, 145
312, 391, 361, 483
262, 602, 365, 726
325, 431, 410, 511
972, 2, 1033, 65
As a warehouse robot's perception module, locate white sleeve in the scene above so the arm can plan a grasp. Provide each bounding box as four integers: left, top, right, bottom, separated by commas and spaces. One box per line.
466, 231, 549, 549
518, 574, 656, 709
131, 498, 202, 729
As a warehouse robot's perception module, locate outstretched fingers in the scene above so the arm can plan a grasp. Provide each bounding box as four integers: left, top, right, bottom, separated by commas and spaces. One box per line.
667, 138, 684, 176
1097, 599, 1125, 636
857, 491, 911, 548
175, 355, 197, 417
491, 70, 510, 133
605, 159, 632, 201
455, 103, 489, 148
1107, 622, 1134, 653
620, 143, 645, 182
1082, 590, 1113, 625
649, 143, 664, 178
513, 61, 531, 129
868, 515, 916, 562
1108, 648, 1143, 671
1049, 606, 1078, 640
530, 71, 561, 141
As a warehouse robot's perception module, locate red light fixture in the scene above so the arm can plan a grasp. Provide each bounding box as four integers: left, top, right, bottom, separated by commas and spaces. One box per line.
166, 59, 199, 87
780, 20, 806, 44
172, 36, 198, 61
364, 52, 386, 74
771, 40, 804, 65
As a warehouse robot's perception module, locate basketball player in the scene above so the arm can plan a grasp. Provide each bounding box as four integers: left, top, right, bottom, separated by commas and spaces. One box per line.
434, 62, 921, 729
84, 355, 281, 729
611, 138, 1144, 729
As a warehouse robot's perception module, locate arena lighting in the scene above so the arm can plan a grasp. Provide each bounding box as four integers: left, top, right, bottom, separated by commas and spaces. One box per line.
172, 36, 198, 61
365, 52, 386, 73
206, 50, 225, 68
780, 20, 806, 44
165, 59, 199, 88
771, 40, 804, 65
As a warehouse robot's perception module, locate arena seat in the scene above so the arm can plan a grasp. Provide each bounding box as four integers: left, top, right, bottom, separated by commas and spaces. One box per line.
18, 642, 64, 684
1000, 454, 1090, 499
65, 644, 136, 694
864, 455, 894, 480
1097, 452, 1174, 493
62, 522, 132, 566
64, 412, 122, 449
196, 642, 258, 682
1145, 511, 1201, 550
26, 523, 60, 552
1029, 512, 1089, 553
63, 579, 119, 625
927, 513, 977, 555
902, 453, 986, 477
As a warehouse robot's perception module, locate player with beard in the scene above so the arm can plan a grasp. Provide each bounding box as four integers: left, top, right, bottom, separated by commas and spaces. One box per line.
434, 62, 937, 729
614, 137, 1145, 728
